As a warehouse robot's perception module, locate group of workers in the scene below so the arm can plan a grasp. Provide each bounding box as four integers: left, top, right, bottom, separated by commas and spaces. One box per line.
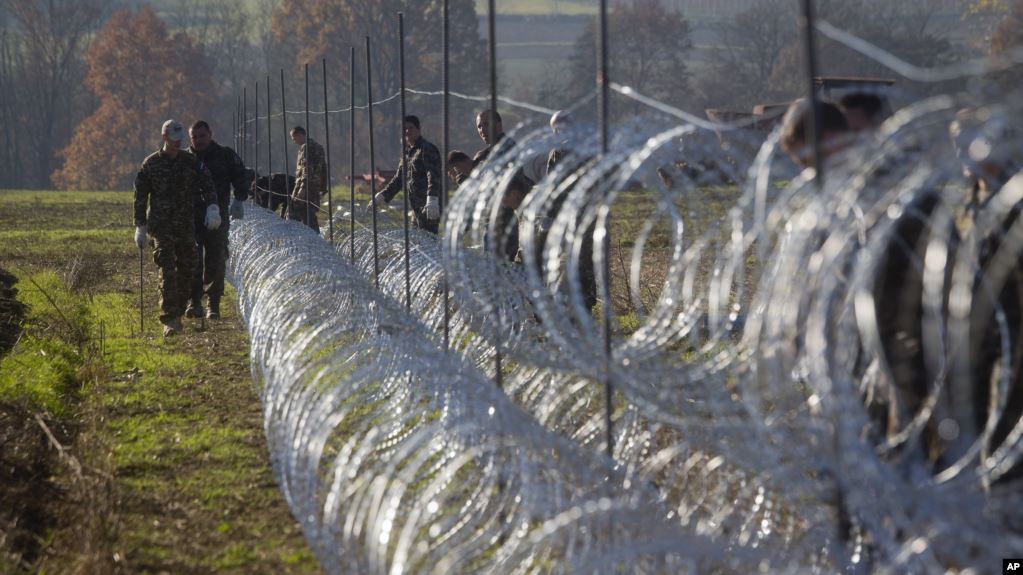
131, 89, 1023, 487
133, 119, 331, 336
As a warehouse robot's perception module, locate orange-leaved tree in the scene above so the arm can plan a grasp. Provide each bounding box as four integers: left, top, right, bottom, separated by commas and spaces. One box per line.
53, 6, 215, 190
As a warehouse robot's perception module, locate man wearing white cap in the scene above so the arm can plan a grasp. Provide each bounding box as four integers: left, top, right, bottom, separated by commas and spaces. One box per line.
133, 119, 220, 336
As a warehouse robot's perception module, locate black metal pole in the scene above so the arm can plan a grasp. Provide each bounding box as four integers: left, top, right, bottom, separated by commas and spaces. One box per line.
281, 69, 292, 219
399, 12, 411, 311
242, 87, 247, 166
254, 81, 260, 187
488, 0, 497, 129
367, 36, 380, 289
139, 246, 144, 334
267, 78, 273, 206
800, 0, 824, 190
323, 58, 334, 243
304, 62, 312, 228
800, 0, 850, 553
237, 95, 242, 153
267, 76, 273, 213
350, 47, 357, 265
442, 0, 451, 351
487, 0, 503, 390
250, 84, 256, 174
598, 0, 613, 459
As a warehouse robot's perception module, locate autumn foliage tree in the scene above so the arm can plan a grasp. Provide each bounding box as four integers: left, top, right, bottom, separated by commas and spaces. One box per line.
53, 6, 214, 190
992, 0, 1023, 56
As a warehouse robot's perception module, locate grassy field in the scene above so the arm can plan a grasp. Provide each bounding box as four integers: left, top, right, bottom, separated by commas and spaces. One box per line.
0, 190, 318, 573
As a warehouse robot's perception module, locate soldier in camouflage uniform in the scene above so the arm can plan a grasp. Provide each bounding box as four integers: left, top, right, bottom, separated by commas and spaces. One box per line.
288, 126, 327, 231
133, 120, 220, 336
187, 120, 249, 319
374, 115, 443, 233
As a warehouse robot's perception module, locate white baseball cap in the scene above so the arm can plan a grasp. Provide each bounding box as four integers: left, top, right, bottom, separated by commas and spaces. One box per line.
161, 119, 187, 143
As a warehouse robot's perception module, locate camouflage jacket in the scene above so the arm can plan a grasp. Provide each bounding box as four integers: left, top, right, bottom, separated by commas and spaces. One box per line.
190, 141, 248, 210
380, 137, 442, 209
294, 138, 327, 197
133, 149, 217, 237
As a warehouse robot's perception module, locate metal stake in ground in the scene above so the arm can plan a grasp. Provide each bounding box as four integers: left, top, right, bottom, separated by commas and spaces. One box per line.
800, 0, 825, 192
799, 0, 852, 555
243, 87, 248, 167
323, 58, 334, 244
139, 245, 144, 334
267, 76, 273, 213
237, 95, 243, 154
255, 81, 260, 190
598, 0, 614, 459
442, 0, 451, 351
304, 62, 312, 229
486, 0, 503, 390
366, 36, 380, 289
399, 12, 411, 311
281, 69, 292, 219
349, 46, 357, 265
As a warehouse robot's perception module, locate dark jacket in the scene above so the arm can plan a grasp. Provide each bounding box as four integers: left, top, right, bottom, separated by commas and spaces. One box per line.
381, 136, 442, 209
191, 141, 248, 210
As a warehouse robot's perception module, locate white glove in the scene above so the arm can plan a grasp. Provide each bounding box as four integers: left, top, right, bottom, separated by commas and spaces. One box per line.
374, 191, 389, 209
424, 196, 440, 221
205, 204, 222, 230
134, 225, 147, 249
229, 199, 244, 220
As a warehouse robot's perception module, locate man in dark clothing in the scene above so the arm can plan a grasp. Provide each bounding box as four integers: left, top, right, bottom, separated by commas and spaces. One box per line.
473, 109, 513, 166
779, 99, 853, 170
134, 119, 220, 336
447, 150, 473, 188
473, 109, 529, 261
840, 92, 889, 133
251, 172, 294, 216
188, 120, 249, 320
374, 115, 443, 233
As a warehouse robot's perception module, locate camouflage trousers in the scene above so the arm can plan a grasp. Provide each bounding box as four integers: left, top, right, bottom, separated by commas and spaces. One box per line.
287, 188, 321, 232
192, 217, 230, 303
152, 233, 198, 324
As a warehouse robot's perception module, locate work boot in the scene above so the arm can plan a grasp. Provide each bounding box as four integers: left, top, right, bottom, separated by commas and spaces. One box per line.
185, 298, 205, 318
162, 316, 183, 337
206, 297, 221, 320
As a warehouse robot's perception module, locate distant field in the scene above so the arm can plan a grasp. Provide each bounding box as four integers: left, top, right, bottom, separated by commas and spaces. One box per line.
233, 0, 597, 17
476, 0, 597, 15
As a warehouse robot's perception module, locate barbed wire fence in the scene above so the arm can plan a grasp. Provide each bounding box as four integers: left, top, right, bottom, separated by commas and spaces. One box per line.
222, 1, 1023, 573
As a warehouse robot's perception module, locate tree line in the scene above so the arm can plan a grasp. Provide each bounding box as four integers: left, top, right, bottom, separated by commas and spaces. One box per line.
0, 0, 1017, 191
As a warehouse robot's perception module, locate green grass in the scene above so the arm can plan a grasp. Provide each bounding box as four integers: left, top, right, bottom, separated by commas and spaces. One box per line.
84, 283, 319, 572
0, 335, 81, 416
0, 189, 318, 573
0, 271, 96, 416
